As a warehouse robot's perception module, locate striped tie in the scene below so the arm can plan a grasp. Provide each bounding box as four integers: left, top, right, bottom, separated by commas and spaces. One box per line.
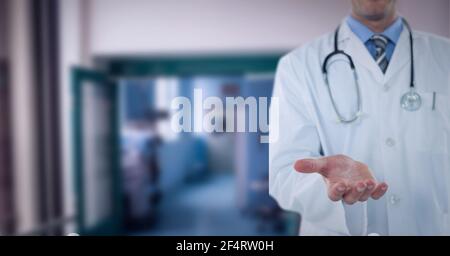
371, 34, 389, 73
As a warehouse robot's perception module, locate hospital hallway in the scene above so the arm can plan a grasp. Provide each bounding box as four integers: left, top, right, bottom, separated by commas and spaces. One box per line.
134, 173, 289, 236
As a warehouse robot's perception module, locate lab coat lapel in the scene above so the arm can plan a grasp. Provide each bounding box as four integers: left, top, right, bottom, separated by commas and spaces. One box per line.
340, 22, 385, 84
384, 28, 413, 85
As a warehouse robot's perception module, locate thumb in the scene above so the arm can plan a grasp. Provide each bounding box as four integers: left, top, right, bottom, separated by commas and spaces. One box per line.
294, 158, 328, 174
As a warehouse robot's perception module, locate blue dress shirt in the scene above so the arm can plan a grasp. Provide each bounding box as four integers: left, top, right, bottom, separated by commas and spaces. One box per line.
346, 16, 404, 62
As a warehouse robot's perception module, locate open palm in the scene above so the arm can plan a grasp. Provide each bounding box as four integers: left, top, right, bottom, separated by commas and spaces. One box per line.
294, 155, 388, 205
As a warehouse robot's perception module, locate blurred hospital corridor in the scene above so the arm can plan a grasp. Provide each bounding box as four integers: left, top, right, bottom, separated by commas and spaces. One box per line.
116, 74, 297, 236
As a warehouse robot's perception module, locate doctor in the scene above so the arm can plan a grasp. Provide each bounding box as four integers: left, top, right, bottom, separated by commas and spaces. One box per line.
269, 0, 450, 236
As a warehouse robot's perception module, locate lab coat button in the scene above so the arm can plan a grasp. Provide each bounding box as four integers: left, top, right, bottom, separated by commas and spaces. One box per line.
386, 138, 396, 147
389, 195, 400, 205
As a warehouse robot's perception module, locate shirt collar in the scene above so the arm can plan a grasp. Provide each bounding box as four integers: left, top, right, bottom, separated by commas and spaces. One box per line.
346, 15, 404, 44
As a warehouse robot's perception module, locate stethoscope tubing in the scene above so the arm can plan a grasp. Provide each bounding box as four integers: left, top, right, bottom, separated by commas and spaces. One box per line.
322, 18, 418, 123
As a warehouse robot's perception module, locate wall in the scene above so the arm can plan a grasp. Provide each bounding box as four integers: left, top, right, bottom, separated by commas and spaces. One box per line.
88, 0, 450, 56
59, 0, 90, 233
398, 0, 450, 38
0, 0, 7, 60
89, 0, 348, 55
8, 0, 39, 234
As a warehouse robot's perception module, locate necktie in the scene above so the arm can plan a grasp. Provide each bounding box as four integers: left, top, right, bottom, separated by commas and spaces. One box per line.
371, 34, 389, 73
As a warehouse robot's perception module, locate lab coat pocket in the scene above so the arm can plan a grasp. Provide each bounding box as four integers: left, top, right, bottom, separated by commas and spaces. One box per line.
415, 92, 450, 215
432, 93, 450, 127
418, 92, 450, 153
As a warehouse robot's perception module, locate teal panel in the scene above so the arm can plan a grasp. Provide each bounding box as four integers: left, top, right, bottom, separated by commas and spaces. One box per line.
72, 68, 123, 235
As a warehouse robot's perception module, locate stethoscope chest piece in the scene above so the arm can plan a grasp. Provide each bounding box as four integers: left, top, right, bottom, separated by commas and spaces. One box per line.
401, 89, 422, 111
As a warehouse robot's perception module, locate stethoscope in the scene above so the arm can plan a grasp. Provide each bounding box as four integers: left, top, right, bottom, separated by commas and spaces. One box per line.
322, 18, 421, 124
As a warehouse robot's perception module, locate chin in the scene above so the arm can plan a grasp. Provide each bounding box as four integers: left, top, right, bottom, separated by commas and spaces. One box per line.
354, 0, 395, 21
363, 12, 389, 21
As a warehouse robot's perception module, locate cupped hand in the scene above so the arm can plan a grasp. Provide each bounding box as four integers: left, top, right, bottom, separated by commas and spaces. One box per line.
294, 155, 388, 205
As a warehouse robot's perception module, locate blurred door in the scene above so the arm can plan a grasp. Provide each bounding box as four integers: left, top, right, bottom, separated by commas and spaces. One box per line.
0, 60, 13, 234
72, 68, 122, 235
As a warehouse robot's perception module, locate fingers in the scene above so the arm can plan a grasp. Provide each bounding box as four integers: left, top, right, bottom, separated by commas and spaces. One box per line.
343, 181, 367, 205
325, 178, 388, 204
328, 182, 347, 202
294, 158, 328, 174
358, 180, 376, 202
371, 182, 389, 200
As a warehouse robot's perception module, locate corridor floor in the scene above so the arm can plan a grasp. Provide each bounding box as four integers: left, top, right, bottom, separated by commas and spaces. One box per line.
136, 174, 279, 236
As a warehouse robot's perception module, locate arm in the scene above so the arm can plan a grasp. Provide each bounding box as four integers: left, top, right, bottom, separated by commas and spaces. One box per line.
269, 55, 387, 235
269, 55, 347, 233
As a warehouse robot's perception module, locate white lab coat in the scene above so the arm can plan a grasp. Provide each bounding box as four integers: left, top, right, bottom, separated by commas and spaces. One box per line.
269, 20, 450, 236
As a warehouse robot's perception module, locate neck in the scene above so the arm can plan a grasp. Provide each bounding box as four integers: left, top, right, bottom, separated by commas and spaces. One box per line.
351, 12, 398, 33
